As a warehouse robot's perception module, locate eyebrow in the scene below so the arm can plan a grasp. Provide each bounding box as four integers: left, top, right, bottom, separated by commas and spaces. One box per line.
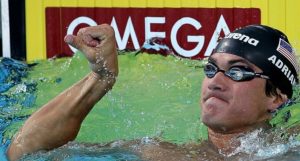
208, 56, 254, 67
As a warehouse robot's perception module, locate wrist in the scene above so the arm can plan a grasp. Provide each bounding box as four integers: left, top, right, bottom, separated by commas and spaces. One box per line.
90, 62, 117, 77
90, 71, 117, 85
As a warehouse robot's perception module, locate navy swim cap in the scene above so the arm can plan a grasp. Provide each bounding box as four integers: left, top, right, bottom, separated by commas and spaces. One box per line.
213, 24, 299, 98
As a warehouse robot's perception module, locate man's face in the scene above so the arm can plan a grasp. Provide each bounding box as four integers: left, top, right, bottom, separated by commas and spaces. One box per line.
201, 53, 274, 133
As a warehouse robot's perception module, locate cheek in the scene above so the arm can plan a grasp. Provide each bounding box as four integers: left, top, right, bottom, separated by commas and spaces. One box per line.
231, 81, 269, 114
234, 79, 266, 98
201, 78, 208, 89
200, 78, 209, 98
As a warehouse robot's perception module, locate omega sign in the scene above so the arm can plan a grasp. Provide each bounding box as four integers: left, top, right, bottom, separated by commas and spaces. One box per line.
45, 8, 260, 59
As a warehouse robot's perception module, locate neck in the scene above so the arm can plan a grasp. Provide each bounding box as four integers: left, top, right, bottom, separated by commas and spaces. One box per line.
207, 122, 271, 155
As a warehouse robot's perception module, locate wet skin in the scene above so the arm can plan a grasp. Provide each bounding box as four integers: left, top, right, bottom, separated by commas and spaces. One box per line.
7, 25, 288, 161
201, 53, 280, 133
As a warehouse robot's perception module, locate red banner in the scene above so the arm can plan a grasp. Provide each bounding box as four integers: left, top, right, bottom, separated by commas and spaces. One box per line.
46, 7, 260, 59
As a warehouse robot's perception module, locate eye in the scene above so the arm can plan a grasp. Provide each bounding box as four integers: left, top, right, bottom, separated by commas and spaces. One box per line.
231, 65, 254, 71
227, 67, 244, 81
204, 63, 218, 78
227, 66, 255, 81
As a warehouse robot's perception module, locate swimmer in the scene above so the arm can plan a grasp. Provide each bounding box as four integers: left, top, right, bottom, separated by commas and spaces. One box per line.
6, 24, 299, 160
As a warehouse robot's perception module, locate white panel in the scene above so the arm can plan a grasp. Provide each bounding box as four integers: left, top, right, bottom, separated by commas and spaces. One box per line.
1, 0, 11, 58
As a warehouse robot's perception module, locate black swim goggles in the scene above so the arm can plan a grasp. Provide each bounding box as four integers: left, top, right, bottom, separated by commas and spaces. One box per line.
204, 62, 270, 81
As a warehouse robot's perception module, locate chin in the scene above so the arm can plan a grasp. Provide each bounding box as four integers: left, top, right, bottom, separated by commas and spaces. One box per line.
201, 115, 217, 127
202, 116, 232, 132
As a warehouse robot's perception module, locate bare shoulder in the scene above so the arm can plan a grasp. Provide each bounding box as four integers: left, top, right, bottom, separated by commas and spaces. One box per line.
114, 139, 224, 161
137, 141, 190, 161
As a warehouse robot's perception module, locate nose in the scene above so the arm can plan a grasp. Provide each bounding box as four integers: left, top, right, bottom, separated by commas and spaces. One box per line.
207, 71, 228, 91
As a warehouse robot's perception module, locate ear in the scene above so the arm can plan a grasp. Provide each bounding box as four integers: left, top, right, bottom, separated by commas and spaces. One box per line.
267, 89, 288, 112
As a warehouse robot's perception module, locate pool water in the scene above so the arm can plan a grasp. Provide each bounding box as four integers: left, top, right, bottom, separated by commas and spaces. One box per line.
20, 145, 142, 161
1, 52, 300, 160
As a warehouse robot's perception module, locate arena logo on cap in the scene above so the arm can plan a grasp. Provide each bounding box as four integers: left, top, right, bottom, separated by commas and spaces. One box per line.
268, 55, 296, 85
225, 33, 259, 46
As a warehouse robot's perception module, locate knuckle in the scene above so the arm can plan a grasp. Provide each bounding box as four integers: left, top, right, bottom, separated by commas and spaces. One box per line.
77, 28, 86, 36
101, 23, 112, 30
100, 24, 115, 37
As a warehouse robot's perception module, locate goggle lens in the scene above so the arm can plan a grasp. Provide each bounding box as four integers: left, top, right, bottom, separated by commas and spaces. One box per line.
204, 63, 269, 82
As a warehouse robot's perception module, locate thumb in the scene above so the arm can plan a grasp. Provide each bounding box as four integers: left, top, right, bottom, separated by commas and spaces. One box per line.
64, 35, 88, 52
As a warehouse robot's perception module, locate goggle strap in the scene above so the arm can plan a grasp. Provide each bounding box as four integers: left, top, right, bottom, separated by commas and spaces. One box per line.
255, 74, 270, 80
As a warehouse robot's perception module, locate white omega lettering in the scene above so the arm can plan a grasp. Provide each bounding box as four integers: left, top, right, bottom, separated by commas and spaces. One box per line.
204, 15, 230, 56
171, 17, 204, 57
111, 17, 140, 50
145, 17, 166, 40
66, 15, 249, 58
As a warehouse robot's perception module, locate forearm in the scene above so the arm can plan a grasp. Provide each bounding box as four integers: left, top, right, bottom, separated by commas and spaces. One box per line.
7, 72, 116, 161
